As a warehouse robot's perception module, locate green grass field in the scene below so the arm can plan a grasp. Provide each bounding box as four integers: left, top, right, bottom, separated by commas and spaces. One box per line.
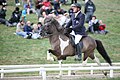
0, 0, 120, 79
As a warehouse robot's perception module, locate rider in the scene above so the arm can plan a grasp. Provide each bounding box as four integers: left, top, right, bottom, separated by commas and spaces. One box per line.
65, 3, 86, 61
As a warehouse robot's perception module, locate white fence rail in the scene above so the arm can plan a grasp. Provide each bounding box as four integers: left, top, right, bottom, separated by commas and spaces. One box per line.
0, 63, 120, 80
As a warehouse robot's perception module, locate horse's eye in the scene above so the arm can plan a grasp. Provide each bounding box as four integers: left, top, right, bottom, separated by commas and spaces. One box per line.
47, 24, 50, 28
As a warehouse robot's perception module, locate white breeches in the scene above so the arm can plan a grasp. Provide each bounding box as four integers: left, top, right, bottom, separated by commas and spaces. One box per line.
70, 31, 82, 44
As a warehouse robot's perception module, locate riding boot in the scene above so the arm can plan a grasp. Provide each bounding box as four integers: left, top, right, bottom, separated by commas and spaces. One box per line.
75, 43, 82, 61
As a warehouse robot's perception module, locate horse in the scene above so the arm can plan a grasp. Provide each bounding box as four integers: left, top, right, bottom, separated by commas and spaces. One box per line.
40, 16, 112, 76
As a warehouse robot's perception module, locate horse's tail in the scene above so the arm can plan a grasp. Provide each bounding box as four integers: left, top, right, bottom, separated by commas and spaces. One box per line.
95, 40, 112, 66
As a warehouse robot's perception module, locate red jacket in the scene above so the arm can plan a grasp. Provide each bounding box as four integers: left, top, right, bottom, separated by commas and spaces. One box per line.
42, 1, 51, 7
99, 24, 106, 30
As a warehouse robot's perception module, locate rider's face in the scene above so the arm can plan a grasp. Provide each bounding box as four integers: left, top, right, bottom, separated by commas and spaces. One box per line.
72, 7, 78, 13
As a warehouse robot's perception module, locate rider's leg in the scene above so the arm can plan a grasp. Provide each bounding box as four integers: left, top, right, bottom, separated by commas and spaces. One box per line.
74, 35, 82, 61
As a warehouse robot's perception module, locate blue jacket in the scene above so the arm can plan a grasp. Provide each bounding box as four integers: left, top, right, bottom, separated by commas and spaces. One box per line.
23, 25, 32, 33
66, 11, 86, 35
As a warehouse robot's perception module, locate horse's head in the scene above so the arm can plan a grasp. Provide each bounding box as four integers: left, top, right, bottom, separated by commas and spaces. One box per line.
40, 16, 63, 37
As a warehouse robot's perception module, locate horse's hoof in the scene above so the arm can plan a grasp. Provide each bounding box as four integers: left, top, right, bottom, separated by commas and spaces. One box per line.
48, 49, 52, 53
71, 72, 75, 75
104, 72, 107, 76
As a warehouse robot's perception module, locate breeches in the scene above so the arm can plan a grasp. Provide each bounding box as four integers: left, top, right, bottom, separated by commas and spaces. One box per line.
74, 35, 82, 44
70, 31, 82, 44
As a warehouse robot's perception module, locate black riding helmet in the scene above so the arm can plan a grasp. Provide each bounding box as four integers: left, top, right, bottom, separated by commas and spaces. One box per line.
71, 3, 81, 9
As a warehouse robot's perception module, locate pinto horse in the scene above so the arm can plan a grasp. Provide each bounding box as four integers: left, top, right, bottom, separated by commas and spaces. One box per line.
40, 16, 112, 76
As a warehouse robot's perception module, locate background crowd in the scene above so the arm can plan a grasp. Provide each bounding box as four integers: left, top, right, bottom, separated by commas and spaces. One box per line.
0, 0, 109, 39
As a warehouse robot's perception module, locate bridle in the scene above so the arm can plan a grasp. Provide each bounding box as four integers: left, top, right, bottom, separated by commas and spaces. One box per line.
42, 19, 60, 37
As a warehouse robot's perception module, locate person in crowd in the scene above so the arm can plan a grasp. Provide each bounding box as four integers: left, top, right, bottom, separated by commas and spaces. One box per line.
71, 0, 77, 4
98, 20, 108, 34
41, 0, 51, 13
23, 21, 33, 33
0, 5, 6, 19
16, 20, 28, 38
0, 0, 7, 6
35, 0, 43, 18
84, 0, 96, 23
47, 4, 54, 14
20, 9, 27, 22
84, 0, 89, 3
8, 7, 21, 26
87, 16, 99, 33
60, 0, 66, 4
65, 3, 86, 61
53, 0, 60, 11
56, 7, 66, 15
32, 22, 42, 39
39, 10, 48, 24
0, 5, 12, 26
23, 21, 33, 39
15, 0, 20, 6
23, 0, 36, 15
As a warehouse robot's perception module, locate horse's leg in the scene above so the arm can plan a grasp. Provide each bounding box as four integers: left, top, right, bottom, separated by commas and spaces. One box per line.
82, 58, 88, 66
58, 60, 63, 76
82, 53, 88, 66
82, 49, 94, 66
90, 54, 107, 76
47, 49, 61, 61
47, 50, 55, 61
48, 49, 66, 60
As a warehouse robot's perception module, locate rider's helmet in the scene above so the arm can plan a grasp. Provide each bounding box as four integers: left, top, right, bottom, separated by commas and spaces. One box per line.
71, 3, 81, 9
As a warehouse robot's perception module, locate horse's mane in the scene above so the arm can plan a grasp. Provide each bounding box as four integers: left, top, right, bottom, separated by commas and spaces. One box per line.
44, 16, 64, 33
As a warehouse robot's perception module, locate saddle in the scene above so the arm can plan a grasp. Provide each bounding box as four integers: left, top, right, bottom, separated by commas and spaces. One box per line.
69, 35, 86, 49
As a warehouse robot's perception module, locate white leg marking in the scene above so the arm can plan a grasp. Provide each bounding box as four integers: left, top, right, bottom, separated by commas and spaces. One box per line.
82, 58, 88, 66
47, 51, 54, 61
58, 60, 63, 76
94, 55, 101, 66
59, 36, 69, 55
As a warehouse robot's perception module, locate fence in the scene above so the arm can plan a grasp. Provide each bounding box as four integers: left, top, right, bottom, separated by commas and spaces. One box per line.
0, 63, 120, 80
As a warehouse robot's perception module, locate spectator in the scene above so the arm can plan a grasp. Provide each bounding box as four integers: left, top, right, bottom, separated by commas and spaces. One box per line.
32, 22, 42, 39
23, 21, 33, 39
41, 0, 51, 13
56, 7, 66, 15
98, 20, 108, 34
53, 0, 60, 11
84, 0, 89, 3
16, 20, 28, 38
37, 22, 42, 33
15, 0, 20, 6
71, 0, 77, 4
84, 0, 96, 23
21, 9, 27, 22
87, 16, 99, 33
0, 5, 6, 19
60, 0, 66, 4
9, 7, 21, 26
47, 4, 54, 14
0, 5, 12, 26
24, 21, 33, 32
35, 0, 43, 18
49, 10, 58, 17
24, 0, 36, 15
0, 0, 7, 6
39, 10, 48, 24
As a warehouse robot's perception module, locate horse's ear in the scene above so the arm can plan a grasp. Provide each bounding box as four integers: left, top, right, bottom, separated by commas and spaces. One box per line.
51, 17, 55, 22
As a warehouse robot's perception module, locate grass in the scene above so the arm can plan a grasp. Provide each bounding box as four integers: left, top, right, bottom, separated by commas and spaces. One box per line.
0, 0, 120, 79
